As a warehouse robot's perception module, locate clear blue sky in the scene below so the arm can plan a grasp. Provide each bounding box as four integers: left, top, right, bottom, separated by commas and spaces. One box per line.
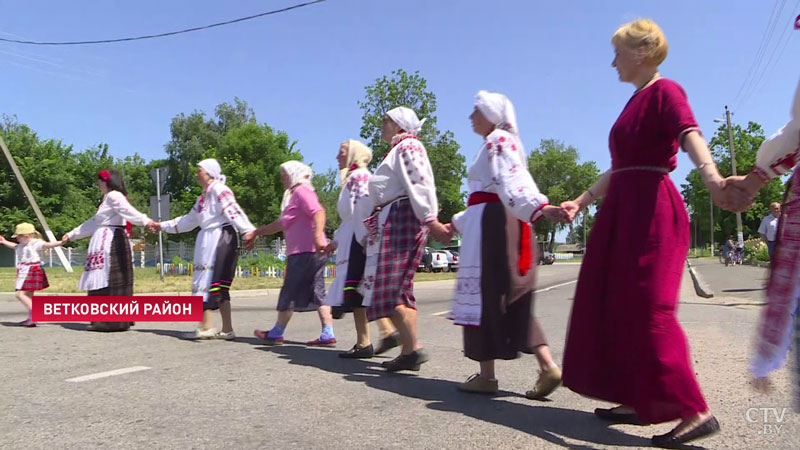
1, 0, 798, 200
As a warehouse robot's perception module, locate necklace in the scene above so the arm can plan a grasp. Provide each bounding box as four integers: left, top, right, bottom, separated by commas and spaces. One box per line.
636, 72, 661, 92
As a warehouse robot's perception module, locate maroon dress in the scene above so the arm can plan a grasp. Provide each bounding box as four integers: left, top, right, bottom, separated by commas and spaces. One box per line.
562, 79, 709, 424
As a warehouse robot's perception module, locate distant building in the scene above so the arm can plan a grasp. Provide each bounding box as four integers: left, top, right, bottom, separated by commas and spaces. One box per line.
556, 243, 584, 255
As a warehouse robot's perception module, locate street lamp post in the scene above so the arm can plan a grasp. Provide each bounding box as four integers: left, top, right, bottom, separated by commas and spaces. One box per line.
714, 106, 744, 247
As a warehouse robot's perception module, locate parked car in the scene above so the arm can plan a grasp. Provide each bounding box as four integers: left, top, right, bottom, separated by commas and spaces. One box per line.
539, 250, 555, 265
419, 247, 449, 272
440, 249, 459, 272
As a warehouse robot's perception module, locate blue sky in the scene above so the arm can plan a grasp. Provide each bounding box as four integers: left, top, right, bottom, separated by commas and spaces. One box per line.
1, 0, 798, 196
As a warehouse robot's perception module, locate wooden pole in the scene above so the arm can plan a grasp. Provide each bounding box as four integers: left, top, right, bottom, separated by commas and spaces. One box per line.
0, 135, 73, 272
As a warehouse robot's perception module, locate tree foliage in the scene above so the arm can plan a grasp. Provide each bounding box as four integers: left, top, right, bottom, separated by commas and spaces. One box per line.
358, 69, 466, 221
527, 138, 600, 250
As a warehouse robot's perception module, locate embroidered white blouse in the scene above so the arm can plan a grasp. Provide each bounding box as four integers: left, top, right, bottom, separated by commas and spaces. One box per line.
16, 239, 44, 264
368, 134, 438, 223
753, 79, 800, 181
67, 191, 151, 240
161, 181, 255, 235
466, 128, 548, 223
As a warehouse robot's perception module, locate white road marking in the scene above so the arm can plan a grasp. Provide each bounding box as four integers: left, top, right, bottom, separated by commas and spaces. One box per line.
432, 279, 578, 316
66, 366, 152, 383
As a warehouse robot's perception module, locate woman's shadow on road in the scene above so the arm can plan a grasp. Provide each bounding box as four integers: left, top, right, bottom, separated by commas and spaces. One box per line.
259, 345, 699, 449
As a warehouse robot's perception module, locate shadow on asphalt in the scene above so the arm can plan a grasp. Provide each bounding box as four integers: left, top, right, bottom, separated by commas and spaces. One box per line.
259, 345, 707, 449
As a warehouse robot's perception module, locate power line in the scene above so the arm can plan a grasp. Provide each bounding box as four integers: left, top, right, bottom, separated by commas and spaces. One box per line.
732, 0, 785, 109
0, 1, 326, 46
737, 0, 800, 110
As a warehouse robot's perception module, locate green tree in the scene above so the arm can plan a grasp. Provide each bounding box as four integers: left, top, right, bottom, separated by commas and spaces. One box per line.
527, 138, 600, 251
217, 121, 302, 226
358, 69, 466, 221
0, 116, 89, 238
312, 168, 341, 236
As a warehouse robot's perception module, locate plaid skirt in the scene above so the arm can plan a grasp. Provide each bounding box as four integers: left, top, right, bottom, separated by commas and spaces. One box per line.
17, 263, 49, 291
366, 199, 428, 321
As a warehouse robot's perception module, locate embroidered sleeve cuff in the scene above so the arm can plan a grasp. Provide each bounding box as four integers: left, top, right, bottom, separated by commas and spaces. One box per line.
752, 166, 772, 183
530, 203, 549, 224
422, 214, 437, 224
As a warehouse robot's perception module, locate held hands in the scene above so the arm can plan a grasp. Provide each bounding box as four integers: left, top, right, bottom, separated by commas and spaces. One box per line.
147, 221, 161, 233
427, 220, 453, 244
542, 205, 570, 223
243, 230, 257, 251
61, 234, 70, 244
559, 201, 582, 223
720, 173, 763, 212
323, 240, 338, 257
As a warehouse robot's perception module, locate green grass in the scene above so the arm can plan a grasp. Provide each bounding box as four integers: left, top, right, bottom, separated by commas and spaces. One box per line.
0, 266, 458, 293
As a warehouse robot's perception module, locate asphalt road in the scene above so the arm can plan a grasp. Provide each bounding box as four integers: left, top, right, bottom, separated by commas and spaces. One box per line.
1, 263, 798, 449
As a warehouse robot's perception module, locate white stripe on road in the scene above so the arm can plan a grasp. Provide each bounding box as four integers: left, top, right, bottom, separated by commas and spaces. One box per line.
66, 366, 151, 383
534, 279, 578, 294
432, 279, 578, 316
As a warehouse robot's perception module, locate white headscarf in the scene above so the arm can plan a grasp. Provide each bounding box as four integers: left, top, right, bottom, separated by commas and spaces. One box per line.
387, 107, 427, 135
198, 158, 226, 184
279, 160, 314, 211
475, 90, 519, 134
339, 139, 373, 185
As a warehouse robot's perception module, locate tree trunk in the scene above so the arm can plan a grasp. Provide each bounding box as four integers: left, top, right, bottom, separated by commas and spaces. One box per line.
549, 231, 556, 253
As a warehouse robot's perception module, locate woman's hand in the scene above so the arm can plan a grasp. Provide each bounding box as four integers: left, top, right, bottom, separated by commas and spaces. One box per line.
427, 220, 452, 244
560, 201, 581, 222
542, 205, 570, 223
324, 240, 338, 257
61, 234, 70, 244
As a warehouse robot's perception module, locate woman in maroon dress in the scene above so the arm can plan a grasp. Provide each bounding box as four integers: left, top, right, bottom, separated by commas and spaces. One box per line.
560, 19, 728, 447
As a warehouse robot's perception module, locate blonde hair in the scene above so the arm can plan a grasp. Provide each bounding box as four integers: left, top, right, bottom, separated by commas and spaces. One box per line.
612, 18, 668, 66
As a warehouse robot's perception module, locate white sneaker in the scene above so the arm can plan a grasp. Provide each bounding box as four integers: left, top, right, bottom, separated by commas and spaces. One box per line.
194, 328, 219, 340
215, 331, 236, 341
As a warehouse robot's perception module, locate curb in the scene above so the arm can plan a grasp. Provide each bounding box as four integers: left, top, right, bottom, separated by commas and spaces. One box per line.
685, 260, 714, 298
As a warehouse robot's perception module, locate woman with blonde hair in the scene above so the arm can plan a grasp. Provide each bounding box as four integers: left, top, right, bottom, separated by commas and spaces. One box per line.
560, 19, 723, 447
326, 139, 398, 358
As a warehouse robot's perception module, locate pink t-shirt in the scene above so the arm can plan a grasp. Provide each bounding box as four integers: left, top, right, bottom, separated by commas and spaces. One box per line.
278, 184, 327, 255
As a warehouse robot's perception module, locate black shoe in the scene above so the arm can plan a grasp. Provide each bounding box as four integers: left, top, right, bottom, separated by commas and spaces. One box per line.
594, 407, 644, 425
652, 416, 720, 448
381, 349, 429, 372
339, 343, 375, 359
374, 332, 401, 355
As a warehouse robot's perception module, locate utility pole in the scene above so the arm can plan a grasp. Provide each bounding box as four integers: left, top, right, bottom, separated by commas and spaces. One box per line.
725, 106, 744, 247
710, 194, 714, 258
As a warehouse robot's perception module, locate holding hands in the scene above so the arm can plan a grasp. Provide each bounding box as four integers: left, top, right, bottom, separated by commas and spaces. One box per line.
147, 221, 161, 233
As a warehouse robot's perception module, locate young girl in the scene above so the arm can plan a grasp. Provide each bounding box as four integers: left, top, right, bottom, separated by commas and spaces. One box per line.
251, 161, 335, 346
0, 222, 63, 327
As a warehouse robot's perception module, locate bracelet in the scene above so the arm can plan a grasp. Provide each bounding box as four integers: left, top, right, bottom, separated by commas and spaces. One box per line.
697, 161, 715, 171
585, 189, 596, 201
